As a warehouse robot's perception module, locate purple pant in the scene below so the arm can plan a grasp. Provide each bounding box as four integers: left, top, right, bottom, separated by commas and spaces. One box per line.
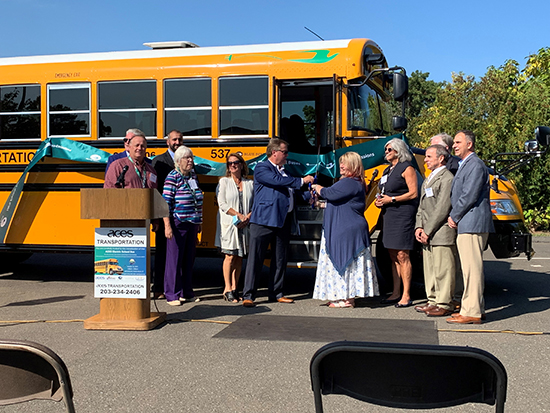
164, 219, 198, 301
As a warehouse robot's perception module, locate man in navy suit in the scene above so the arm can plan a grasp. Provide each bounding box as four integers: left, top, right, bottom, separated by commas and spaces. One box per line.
242, 138, 315, 307
446, 130, 494, 324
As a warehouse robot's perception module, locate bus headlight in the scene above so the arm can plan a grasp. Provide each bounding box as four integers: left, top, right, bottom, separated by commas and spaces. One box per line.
490, 200, 520, 216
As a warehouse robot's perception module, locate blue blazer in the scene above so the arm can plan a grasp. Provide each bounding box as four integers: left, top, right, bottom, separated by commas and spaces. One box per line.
250, 160, 304, 228
450, 153, 494, 234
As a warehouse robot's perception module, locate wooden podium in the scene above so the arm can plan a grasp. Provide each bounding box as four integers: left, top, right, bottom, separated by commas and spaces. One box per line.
81, 188, 168, 330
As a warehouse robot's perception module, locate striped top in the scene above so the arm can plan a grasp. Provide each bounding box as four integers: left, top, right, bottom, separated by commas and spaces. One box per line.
162, 170, 203, 224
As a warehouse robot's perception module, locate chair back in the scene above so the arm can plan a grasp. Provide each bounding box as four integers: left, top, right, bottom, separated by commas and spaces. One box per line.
0, 339, 75, 412
310, 341, 506, 413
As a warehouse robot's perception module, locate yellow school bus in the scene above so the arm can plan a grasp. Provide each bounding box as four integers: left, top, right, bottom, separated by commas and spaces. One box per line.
0, 38, 534, 269
0, 38, 404, 260
94, 258, 123, 275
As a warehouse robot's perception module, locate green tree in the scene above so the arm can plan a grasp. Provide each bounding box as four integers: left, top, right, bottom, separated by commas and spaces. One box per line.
412, 51, 550, 228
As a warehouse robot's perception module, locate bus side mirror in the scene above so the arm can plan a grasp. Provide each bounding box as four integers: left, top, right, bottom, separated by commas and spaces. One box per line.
392, 116, 407, 132
535, 126, 550, 147
393, 73, 408, 102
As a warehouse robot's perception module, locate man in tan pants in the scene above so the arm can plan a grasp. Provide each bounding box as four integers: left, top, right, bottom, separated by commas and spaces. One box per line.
447, 130, 494, 324
414, 144, 456, 317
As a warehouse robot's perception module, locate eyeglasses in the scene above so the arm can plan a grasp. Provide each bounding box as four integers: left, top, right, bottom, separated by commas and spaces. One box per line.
278, 150, 289, 155
384, 147, 394, 153
227, 161, 241, 166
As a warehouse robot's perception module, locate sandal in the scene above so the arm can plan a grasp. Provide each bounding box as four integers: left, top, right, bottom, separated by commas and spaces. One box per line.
223, 291, 238, 303
345, 298, 355, 308
328, 300, 353, 308
232, 290, 242, 301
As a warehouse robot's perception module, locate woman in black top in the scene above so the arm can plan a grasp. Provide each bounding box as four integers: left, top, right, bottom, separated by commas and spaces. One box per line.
375, 138, 418, 308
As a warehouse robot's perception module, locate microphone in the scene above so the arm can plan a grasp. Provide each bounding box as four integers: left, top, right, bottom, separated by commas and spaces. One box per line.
367, 169, 379, 192
370, 169, 379, 182
115, 165, 129, 188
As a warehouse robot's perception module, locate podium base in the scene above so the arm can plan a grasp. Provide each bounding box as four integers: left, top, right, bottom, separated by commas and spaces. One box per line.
84, 312, 166, 331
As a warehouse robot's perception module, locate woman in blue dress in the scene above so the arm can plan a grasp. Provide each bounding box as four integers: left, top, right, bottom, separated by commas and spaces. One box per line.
311, 151, 379, 308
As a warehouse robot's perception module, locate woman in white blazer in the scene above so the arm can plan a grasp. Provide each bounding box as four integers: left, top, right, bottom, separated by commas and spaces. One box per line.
215, 153, 254, 303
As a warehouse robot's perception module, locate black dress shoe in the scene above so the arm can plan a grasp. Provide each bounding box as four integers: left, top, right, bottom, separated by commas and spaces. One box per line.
380, 297, 400, 305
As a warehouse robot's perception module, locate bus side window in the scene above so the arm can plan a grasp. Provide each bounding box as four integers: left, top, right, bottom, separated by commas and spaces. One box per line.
164, 78, 212, 137
219, 76, 269, 137
0, 84, 41, 141
98, 80, 156, 139
48, 83, 91, 138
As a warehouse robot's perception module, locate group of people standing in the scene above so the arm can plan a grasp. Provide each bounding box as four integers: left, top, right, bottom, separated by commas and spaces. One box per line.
218, 139, 380, 309
105, 128, 493, 325
105, 129, 203, 306
375, 131, 493, 324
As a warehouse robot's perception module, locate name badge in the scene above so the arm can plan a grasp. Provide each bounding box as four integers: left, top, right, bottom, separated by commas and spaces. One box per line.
150, 174, 157, 184
380, 175, 388, 185
189, 179, 198, 190
425, 187, 434, 197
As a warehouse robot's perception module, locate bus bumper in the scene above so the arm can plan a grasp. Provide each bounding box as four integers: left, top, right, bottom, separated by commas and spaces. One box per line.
488, 221, 534, 260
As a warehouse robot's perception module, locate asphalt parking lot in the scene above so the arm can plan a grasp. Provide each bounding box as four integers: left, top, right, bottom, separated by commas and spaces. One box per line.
0, 236, 549, 412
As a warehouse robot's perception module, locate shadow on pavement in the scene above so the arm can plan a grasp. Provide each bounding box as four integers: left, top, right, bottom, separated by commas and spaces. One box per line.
484, 259, 550, 322
2, 295, 86, 308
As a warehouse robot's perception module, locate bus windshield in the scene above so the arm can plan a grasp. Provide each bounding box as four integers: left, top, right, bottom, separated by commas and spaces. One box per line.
348, 83, 390, 134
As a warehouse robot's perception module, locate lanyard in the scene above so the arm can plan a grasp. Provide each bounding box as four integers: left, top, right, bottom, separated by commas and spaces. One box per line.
182, 175, 199, 210
128, 155, 147, 188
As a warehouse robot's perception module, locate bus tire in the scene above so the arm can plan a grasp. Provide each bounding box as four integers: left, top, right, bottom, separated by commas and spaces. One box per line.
109, 269, 114, 275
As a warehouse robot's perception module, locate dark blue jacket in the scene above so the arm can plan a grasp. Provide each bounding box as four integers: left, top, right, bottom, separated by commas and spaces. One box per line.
250, 160, 304, 228
320, 177, 370, 274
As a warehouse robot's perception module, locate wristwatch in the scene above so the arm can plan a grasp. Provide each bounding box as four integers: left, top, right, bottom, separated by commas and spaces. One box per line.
391, 196, 396, 203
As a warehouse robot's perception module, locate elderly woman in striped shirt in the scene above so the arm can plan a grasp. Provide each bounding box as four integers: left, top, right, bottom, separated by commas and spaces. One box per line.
162, 145, 204, 306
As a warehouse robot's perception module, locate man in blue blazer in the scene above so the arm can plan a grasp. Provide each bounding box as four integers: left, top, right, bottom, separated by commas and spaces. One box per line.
446, 130, 494, 324
242, 138, 314, 307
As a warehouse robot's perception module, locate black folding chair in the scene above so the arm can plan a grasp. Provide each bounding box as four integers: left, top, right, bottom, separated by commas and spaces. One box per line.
0, 339, 75, 412
310, 341, 507, 412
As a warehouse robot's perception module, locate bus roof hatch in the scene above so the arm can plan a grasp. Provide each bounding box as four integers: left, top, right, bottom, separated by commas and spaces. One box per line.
143, 41, 199, 49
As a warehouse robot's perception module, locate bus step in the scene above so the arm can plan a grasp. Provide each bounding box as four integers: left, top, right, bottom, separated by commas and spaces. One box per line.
288, 240, 321, 262
287, 261, 318, 269
296, 206, 324, 221
295, 221, 322, 240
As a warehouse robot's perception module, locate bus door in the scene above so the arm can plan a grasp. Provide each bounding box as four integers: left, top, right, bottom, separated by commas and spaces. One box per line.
275, 78, 337, 156
275, 78, 339, 266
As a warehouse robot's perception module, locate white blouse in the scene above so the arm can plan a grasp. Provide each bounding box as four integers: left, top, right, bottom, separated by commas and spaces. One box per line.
215, 176, 254, 252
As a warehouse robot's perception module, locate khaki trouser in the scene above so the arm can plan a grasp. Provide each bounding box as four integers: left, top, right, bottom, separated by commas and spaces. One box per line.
456, 233, 488, 318
423, 245, 456, 310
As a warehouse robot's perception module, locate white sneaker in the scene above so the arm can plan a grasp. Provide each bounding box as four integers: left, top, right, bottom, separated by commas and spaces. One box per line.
167, 300, 182, 306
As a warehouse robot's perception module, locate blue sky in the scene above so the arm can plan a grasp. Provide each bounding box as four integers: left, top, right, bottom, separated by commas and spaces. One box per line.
1, 0, 548, 82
